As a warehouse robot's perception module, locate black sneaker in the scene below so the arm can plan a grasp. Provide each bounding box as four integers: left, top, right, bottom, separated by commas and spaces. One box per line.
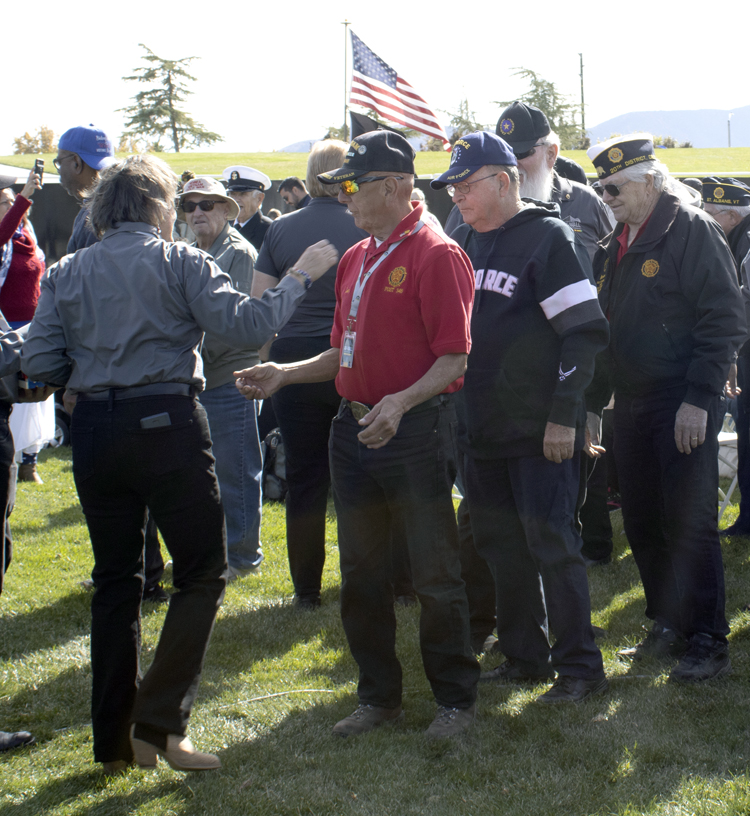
536, 674, 608, 704
142, 585, 170, 604
480, 659, 554, 684
617, 623, 686, 662
669, 635, 731, 683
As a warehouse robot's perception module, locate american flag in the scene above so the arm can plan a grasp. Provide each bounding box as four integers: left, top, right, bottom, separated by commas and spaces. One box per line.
349, 31, 450, 150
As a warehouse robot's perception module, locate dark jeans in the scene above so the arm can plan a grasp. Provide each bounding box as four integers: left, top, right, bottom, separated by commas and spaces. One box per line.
464, 452, 603, 679
579, 432, 614, 562
72, 394, 227, 762
0, 403, 14, 595
731, 355, 750, 531
613, 389, 728, 641
270, 336, 341, 601
329, 396, 479, 709
455, 488, 496, 650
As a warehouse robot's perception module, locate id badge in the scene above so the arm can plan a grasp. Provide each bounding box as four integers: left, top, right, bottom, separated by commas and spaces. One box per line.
341, 330, 356, 368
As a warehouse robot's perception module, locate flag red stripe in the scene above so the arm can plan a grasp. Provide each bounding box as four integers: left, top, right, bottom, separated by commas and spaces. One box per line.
351, 75, 448, 139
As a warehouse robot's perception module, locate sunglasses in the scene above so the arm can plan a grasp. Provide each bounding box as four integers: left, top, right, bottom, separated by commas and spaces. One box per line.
515, 142, 546, 160
601, 180, 631, 197
181, 199, 223, 213
339, 176, 403, 195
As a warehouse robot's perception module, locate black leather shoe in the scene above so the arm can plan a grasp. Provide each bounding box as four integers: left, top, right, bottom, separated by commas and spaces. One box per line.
618, 623, 686, 662
536, 674, 608, 704
669, 635, 731, 683
0, 730, 35, 752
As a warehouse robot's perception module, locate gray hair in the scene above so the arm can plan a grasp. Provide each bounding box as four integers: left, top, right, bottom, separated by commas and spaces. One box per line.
614, 158, 698, 204
708, 202, 750, 219
89, 154, 178, 236
485, 164, 520, 187
544, 131, 561, 150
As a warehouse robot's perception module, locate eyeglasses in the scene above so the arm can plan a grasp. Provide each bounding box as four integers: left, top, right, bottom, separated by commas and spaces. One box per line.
181, 199, 224, 213
339, 176, 403, 195
601, 180, 632, 197
447, 173, 498, 198
52, 154, 76, 171
515, 142, 547, 161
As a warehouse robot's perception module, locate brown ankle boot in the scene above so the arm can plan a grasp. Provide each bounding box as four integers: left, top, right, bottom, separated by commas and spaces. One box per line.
18, 464, 43, 484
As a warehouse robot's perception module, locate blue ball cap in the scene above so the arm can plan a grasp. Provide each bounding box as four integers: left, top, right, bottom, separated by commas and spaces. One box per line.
58, 124, 115, 171
430, 131, 517, 190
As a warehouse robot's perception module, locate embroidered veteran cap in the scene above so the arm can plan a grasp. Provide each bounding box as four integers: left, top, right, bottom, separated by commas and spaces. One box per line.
222, 166, 271, 192
701, 177, 750, 206
176, 176, 240, 221
430, 131, 517, 190
317, 130, 415, 184
496, 101, 551, 155
587, 134, 656, 179
58, 125, 116, 171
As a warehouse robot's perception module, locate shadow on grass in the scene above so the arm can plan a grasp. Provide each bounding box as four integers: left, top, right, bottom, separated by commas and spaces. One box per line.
0, 585, 171, 663
0, 771, 186, 816
11, 501, 86, 535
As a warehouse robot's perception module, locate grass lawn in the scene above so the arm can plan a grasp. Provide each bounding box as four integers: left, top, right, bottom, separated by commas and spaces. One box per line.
2, 447, 750, 815
2, 148, 750, 180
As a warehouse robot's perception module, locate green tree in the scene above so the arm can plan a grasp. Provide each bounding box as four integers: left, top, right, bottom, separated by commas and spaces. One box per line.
13, 125, 56, 155
323, 124, 348, 141
442, 98, 484, 145
498, 68, 580, 149
118, 44, 221, 153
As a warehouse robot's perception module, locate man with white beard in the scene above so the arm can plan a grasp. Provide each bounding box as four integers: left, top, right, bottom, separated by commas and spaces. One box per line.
445, 103, 613, 262
497, 101, 613, 260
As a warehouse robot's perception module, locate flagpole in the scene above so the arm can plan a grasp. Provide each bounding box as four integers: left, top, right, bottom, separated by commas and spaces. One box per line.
342, 20, 350, 142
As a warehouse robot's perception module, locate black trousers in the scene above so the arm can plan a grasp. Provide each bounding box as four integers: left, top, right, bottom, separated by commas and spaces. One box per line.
72, 394, 227, 762
0, 402, 14, 596
270, 336, 341, 601
330, 397, 479, 709
613, 389, 728, 641
731, 355, 750, 531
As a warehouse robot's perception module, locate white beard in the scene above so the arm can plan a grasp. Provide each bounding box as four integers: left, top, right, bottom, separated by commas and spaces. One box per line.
519, 162, 554, 202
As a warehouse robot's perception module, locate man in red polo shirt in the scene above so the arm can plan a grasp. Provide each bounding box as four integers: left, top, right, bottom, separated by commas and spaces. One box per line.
235, 130, 479, 739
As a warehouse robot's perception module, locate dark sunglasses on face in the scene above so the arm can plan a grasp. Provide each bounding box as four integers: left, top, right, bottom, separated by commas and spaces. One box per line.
602, 180, 631, 197
514, 142, 546, 160
181, 199, 222, 213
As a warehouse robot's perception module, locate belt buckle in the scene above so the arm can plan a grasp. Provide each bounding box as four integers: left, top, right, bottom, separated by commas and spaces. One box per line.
349, 401, 370, 421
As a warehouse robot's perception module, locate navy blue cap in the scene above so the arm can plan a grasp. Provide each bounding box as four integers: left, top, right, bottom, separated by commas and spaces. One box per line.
702, 177, 750, 206
430, 132, 517, 190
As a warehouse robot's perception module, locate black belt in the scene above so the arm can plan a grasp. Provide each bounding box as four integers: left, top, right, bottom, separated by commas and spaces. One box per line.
342, 393, 450, 417
78, 383, 194, 402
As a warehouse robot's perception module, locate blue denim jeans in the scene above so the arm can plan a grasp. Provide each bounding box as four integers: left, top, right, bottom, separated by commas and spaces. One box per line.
200, 382, 263, 570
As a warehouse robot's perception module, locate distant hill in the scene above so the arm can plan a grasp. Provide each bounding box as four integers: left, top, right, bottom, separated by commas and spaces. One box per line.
588, 106, 750, 148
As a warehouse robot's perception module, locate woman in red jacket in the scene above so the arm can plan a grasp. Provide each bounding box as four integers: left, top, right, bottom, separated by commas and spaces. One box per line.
0, 168, 46, 482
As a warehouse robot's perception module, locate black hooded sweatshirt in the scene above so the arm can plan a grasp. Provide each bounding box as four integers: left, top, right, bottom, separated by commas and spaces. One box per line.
453, 201, 609, 459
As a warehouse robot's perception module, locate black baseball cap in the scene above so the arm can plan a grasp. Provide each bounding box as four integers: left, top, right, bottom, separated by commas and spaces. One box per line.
317, 130, 415, 184
496, 101, 551, 155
